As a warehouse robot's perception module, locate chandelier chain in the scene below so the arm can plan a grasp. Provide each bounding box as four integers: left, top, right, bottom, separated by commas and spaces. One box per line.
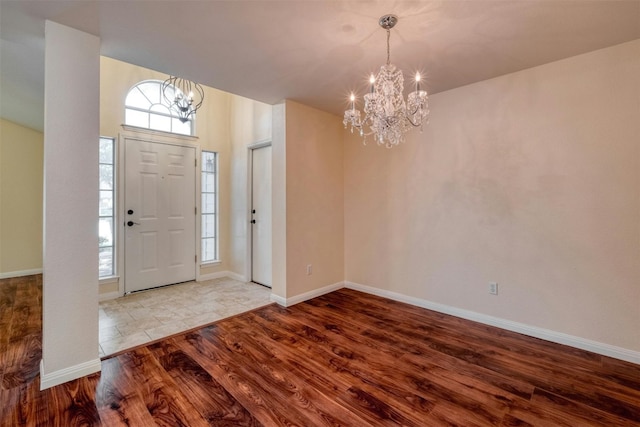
386, 29, 391, 65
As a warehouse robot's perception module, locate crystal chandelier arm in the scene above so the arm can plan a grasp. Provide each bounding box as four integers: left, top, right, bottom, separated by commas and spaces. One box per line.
405, 90, 429, 127
406, 117, 420, 127
405, 105, 428, 127
406, 114, 424, 127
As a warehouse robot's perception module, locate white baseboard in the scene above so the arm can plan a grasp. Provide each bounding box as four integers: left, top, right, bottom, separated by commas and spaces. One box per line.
197, 270, 229, 281
0, 268, 43, 279
345, 281, 640, 365
40, 358, 102, 390
99, 290, 121, 302
271, 281, 345, 307
270, 293, 287, 306
226, 272, 248, 282
198, 270, 246, 282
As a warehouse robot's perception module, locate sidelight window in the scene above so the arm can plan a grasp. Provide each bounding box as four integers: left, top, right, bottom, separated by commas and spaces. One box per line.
99, 137, 115, 277
201, 151, 218, 263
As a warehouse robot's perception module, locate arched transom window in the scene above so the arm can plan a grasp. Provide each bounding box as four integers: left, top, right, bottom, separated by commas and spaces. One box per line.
125, 80, 193, 136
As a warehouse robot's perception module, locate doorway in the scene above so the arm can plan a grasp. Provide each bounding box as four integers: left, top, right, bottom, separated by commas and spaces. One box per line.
123, 136, 196, 293
250, 144, 272, 287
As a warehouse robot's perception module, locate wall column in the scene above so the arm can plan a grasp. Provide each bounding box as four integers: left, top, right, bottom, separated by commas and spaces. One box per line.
41, 21, 101, 389
271, 102, 286, 300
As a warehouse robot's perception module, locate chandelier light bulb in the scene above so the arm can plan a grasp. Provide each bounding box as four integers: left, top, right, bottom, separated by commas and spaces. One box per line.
342, 14, 429, 148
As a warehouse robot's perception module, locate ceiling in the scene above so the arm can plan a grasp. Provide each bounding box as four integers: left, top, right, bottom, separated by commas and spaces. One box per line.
1, 1, 639, 132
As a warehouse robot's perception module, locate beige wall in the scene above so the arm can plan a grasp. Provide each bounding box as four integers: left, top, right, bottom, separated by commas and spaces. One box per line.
344, 40, 640, 352
284, 100, 344, 298
100, 56, 233, 151
4, 39, 636, 357
228, 98, 344, 300
0, 118, 43, 274
99, 57, 236, 292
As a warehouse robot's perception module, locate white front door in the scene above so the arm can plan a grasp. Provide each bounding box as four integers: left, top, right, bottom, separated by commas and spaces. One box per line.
124, 137, 196, 293
251, 145, 272, 287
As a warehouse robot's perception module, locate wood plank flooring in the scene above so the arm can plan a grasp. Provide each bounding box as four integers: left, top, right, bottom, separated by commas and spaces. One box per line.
1, 275, 639, 426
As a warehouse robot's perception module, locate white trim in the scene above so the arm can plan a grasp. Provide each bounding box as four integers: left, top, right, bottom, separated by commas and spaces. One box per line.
99, 290, 121, 302
227, 271, 248, 282
99, 276, 119, 285
194, 145, 203, 282
344, 281, 640, 365
270, 293, 287, 306
119, 133, 199, 294
40, 358, 102, 390
120, 125, 199, 142
0, 268, 43, 279
247, 141, 273, 285
246, 147, 254, 284
116, 134, 126, 298
197, 270, 247, 283
247, 139, 272, 150
120, 130, 199, 148
197, 270, 230, 282
271, 281, 345, 307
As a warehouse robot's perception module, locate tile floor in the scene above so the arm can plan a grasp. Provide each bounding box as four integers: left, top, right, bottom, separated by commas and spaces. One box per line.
98, 277, 272, 357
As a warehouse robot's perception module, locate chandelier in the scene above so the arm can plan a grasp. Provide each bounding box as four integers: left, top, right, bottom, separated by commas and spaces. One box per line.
343, 14, 429, 148
161, 76, 205, 123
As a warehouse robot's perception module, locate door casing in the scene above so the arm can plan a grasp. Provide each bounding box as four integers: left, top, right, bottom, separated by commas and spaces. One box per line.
117, 128, 200, 296
246, 140, 272, 287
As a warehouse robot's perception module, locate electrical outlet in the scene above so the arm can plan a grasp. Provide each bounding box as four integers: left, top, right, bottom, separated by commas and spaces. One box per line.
306, 264, 312, 275
489, 282, 498, 295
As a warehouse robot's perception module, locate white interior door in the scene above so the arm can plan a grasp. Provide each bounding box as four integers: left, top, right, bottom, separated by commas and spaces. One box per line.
124, 137, 196, 293
251, 145, 272, 287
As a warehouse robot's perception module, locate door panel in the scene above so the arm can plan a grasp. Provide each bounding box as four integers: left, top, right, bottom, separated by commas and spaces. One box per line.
140, 173, 158, 219
251, 145, 272, 287
125, 138, 196, 292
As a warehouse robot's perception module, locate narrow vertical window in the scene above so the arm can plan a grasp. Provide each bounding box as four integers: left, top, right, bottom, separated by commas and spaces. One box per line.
201, 151, 218, 263
99, 137, 115, 277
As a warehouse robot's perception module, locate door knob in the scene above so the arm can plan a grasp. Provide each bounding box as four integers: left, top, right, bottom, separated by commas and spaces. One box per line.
251, 219, 256, 224
127, 209, 134, 215
127, 221, 140, 227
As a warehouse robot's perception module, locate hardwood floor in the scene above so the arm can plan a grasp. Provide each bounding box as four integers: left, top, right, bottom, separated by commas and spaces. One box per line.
1, 275, 639, 426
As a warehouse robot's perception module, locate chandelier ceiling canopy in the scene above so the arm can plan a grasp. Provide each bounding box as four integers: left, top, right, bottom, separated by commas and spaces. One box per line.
343, 14, 429, 149
161, 76, 205, 123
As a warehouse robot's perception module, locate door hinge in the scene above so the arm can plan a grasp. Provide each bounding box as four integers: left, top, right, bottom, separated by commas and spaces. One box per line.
195, 158, 197, 167
195, 206, 197, 215
195, 254, 197, 263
